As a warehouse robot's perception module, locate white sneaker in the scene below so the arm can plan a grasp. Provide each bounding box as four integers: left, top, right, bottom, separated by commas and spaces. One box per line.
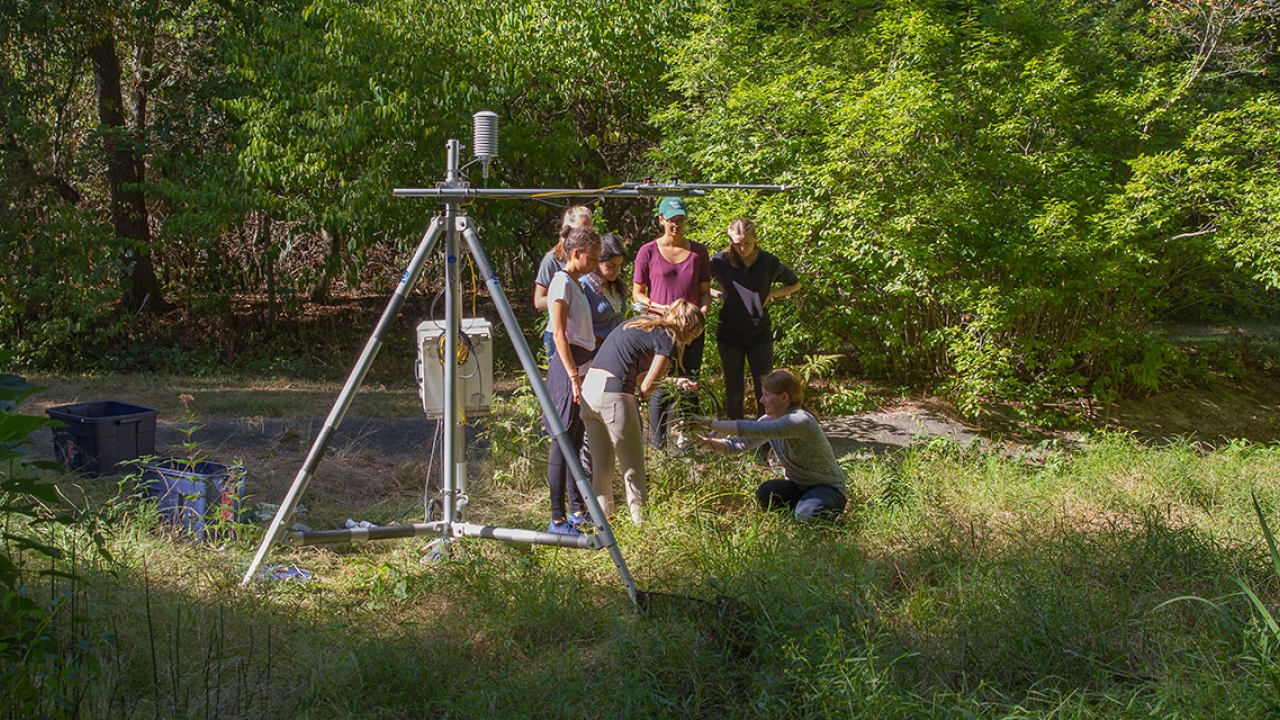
795, 499, 824, 521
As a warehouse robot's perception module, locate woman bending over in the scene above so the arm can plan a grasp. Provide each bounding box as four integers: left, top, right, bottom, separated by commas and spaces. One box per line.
580, 299, 705, 525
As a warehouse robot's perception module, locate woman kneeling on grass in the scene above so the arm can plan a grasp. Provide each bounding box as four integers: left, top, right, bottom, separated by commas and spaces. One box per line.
687, 369, 847, 521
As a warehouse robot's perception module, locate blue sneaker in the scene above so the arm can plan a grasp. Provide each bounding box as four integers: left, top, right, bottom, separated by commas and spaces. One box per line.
547, 519, 582, 536
566, 512, 592, 528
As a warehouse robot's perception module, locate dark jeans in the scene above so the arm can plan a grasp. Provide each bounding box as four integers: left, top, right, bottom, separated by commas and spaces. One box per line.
756, 479, 846, 520
542, 329, 556, 361
545, 345, 592, 521
649, 332, 704, 449
718, 338, 773, 420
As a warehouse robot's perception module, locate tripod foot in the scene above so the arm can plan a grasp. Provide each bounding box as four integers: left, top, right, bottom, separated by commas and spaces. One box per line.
420, 538, 452, 564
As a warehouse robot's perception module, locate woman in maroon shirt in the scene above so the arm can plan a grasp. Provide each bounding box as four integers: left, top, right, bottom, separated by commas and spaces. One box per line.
631, 197, 711, 450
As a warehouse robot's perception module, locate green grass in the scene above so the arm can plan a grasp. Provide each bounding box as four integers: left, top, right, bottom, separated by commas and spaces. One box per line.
6, 393, 1280, 719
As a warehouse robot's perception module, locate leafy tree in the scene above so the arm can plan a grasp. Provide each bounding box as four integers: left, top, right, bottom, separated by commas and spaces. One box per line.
1, 0, 250, 365
1, 0, 123, 366
5, 0, 1274, 405
222, 0, 694, 304
5, 0, 693, 366
654, 0, 1279, 412
1108, 95, 1280, 307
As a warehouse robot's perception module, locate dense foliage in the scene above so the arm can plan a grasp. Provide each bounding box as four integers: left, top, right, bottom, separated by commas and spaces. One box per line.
0, 370, 112, 716
2, 0, 1277, 409
654, 0, 1280, 410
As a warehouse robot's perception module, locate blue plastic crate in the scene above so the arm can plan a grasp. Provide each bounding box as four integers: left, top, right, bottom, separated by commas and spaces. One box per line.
142, 459, 245, 541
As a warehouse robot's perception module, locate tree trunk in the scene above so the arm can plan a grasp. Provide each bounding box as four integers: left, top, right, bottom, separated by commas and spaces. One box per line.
256, 210, 277, 328
309, 226, 342, 304
88, 23, 165, 312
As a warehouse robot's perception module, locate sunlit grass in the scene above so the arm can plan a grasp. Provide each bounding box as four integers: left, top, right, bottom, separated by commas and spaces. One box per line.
9, 392, 1280, 719
26, 373, 426, 419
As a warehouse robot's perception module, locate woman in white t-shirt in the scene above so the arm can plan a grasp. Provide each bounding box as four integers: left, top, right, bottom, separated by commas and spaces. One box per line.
543, 226, 601, 535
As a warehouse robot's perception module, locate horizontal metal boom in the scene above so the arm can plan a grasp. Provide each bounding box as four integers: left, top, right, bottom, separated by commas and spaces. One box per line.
392, 182, 793, 201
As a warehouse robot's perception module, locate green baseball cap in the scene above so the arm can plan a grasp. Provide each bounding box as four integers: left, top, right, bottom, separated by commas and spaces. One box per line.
657, 197, 687, 218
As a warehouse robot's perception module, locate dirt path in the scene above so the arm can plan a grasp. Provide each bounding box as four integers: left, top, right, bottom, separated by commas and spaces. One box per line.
822, 408, 983, 458
26, 370, 1280, 492
97, 406, 979, 468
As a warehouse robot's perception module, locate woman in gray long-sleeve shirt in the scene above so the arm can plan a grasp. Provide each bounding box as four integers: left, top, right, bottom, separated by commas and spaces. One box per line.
691, 368, 847, 520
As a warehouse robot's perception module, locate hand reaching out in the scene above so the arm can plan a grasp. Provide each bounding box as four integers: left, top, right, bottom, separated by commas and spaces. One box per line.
679, 414, 715, 436
674, 377, 698, 392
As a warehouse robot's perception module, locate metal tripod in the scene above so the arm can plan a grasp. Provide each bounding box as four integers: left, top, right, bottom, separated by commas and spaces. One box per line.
240, 119, 790, 607
241, 146, 644, 605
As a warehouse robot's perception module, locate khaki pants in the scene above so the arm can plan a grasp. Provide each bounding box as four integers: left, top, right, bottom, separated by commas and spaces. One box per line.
580, 369, 647, 524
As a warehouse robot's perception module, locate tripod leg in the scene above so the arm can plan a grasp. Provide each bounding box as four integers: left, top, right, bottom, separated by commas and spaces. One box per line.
459, 218, 640, 608
241, 217, 447, 587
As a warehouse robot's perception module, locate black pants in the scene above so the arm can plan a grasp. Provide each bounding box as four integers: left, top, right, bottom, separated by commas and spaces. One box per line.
718, 338, 773, 420
756, 479, 846, 519
545, 345, 593, 521
649, 332, 704, 449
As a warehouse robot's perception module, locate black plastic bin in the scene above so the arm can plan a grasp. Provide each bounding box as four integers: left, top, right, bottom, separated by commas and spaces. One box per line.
46, 401, 158, 475
142, 459, 245, 541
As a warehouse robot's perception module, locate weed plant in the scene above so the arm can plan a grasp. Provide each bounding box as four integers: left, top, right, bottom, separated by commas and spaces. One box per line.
7, 392, 1280, 718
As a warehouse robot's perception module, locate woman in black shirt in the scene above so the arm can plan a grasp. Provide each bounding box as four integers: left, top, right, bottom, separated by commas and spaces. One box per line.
710, 218, 800, 419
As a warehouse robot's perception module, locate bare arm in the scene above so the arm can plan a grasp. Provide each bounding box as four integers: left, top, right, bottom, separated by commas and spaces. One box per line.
534, 284, 550, 311
699, 280, 712, 317
633, 282, 664, 314
636, 354, 671, 400
767, 282, 801, 304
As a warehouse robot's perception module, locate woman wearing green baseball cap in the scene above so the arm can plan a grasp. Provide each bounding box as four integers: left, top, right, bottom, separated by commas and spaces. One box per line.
632, 197, 711, 449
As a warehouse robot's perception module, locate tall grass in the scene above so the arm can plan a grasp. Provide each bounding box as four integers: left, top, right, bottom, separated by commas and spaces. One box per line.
7, 395, 1280, 718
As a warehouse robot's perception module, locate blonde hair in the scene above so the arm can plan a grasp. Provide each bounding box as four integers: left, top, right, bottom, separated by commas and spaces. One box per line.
563, 205, 594, 231
553, 205, 595, 261
623, 299, 705, 363
761, 368, 805, 409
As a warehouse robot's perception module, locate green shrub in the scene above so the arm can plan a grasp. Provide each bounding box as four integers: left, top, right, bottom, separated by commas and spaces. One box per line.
0, 369, 113, 718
